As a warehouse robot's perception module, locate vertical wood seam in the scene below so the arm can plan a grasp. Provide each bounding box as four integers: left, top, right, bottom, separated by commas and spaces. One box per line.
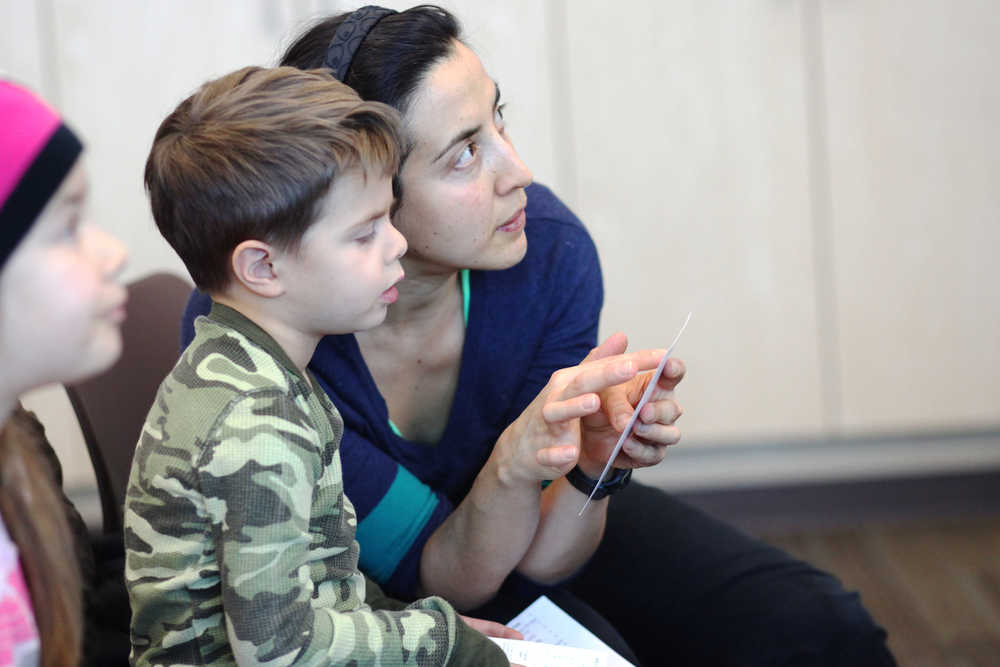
543, 0, 578, 207
801, 0, 843, 433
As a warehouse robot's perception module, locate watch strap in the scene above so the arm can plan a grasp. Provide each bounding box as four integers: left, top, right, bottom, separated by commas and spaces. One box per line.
565, 465, 632, 501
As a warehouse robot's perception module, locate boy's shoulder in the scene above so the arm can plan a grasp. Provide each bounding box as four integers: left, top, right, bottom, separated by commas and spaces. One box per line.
150, 312, 304, 449
178, 313, 295, 394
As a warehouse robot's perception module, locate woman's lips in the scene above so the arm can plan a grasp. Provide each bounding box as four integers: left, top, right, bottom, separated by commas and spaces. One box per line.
498, 208, 526, 233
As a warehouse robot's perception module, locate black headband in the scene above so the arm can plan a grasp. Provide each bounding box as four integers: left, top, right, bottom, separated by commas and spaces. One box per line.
323, 6, 396, 82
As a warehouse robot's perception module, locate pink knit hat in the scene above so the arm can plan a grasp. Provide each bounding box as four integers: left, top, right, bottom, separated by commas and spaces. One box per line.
0, 80, 82, 269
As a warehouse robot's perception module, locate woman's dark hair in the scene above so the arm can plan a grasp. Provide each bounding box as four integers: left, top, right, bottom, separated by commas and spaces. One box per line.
281, 5, 461, 118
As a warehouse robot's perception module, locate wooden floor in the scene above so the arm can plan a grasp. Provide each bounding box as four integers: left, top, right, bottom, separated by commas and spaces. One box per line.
762, 516, 1000, 666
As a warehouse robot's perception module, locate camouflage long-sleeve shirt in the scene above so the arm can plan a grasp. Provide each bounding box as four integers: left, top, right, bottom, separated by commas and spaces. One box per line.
124, 303, 506, 667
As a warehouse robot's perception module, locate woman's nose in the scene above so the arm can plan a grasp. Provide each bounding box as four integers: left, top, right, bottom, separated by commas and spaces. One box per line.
494, 136, 533, 195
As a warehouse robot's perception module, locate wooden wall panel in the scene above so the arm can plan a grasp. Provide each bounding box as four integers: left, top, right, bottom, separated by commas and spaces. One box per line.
563, 1, 825, 440
820, 0, 1000, 431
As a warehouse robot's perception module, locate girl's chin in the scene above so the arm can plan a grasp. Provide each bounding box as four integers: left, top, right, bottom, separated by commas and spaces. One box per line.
75, 330, 124, 381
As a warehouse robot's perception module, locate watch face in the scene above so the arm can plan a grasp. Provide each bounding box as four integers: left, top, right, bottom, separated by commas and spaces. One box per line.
601, 468, 632, 498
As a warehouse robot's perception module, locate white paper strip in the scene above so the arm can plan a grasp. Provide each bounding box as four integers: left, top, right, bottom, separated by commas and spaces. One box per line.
579, 312, 691, 515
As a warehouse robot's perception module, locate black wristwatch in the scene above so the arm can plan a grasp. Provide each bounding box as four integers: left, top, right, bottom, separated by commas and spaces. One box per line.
565, 465, 632, 500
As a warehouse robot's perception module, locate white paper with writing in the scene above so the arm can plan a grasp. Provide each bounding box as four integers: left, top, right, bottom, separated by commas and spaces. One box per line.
489, 637, 607, 667
506, 595, 634, 667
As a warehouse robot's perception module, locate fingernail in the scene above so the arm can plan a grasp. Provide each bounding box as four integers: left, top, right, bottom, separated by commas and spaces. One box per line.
583, 395, 598, 411
620, 360, 634, 377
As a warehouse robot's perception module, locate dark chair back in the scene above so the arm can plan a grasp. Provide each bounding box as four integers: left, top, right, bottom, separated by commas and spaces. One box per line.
65, 271, 192, 535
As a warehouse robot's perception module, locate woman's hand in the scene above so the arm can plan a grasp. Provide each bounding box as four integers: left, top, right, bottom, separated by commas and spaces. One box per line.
577, 332, 686, 476
490, 344, 666, 488
422, 340, 667, 607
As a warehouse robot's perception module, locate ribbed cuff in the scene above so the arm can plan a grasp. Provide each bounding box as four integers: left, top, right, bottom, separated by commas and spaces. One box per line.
447, 618, 509, 667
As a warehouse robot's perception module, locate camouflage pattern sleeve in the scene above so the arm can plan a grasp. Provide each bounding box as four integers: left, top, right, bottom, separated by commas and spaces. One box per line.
126, 319, 509, 666
362, 577, 509, 666
201, 393, 478, 666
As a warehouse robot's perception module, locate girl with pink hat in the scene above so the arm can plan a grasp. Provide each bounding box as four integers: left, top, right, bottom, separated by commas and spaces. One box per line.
0, 79, 127, 667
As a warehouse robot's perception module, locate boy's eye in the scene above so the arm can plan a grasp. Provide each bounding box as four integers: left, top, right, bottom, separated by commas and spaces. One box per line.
355, 224, 376, 244
494, 103, 506, 126
455, 142, 478, 169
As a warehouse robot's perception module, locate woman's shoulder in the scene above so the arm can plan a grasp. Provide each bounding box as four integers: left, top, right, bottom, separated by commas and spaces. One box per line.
523, 182, 598, 266
526, 182, 585, 231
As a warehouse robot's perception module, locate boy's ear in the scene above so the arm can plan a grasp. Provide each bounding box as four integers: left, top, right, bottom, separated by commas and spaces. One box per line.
230, 240, 284, 298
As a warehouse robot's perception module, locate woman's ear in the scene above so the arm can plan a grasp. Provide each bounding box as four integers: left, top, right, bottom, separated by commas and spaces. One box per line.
230, 240, 284, 298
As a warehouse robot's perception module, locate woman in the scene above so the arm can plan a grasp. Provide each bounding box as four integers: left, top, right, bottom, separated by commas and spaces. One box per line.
0, 80, 128, 667
184, 6, 894, 664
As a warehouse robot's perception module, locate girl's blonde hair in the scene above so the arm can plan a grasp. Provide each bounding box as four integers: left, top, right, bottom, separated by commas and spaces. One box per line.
0, 409, 82, 667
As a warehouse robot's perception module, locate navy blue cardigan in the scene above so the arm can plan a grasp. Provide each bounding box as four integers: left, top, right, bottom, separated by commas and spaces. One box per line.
181, 183, 603, 598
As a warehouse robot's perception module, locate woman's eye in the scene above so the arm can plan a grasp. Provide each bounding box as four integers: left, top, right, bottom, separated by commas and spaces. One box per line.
454, 142, 478, 169
494, 103, 506, 126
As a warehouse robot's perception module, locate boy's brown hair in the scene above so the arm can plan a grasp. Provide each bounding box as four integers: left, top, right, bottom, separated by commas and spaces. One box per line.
145, 66, 401, 292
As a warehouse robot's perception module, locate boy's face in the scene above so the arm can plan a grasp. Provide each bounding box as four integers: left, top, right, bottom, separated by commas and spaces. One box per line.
0, 159, 128, 390
279, 168, 406, 335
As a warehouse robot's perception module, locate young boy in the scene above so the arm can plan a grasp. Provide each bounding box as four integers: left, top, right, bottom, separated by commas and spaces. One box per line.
124, 66, 510, 666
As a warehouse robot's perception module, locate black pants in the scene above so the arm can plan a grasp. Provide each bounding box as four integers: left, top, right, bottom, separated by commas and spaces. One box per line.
479, 482, 896, 666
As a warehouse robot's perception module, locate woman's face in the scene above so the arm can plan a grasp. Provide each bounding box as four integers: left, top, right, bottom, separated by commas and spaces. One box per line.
0, 159, 128, 392
393, 41, 533, 275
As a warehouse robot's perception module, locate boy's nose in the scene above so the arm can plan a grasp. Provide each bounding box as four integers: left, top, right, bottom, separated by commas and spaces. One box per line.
387, 221, 407, 262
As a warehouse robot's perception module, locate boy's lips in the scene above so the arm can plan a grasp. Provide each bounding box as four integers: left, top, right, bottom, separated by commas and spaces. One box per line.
380, 286, 399, 304
380, 272, 405, 304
